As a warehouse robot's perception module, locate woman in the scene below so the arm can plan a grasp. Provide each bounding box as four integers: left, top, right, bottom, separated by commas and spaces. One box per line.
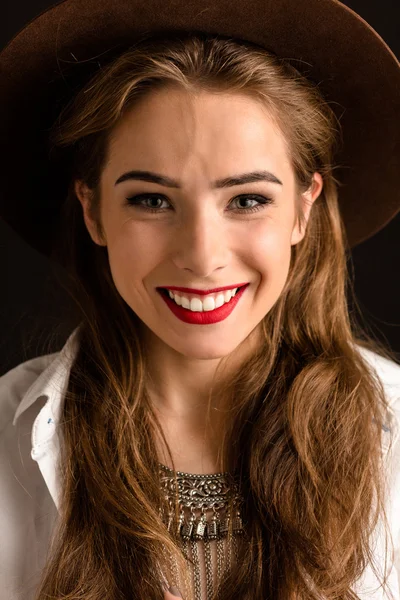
0, 1, 399, 599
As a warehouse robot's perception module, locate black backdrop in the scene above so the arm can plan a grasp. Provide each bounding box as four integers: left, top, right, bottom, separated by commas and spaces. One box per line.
1, 0, 399, 375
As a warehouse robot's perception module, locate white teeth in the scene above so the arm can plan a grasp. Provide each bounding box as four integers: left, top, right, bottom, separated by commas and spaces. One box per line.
190, 298, 204, 312
167, 287, 239, 312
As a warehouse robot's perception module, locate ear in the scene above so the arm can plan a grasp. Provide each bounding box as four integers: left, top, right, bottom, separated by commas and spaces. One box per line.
74, 180, 107, 246
291, 172, 324, 246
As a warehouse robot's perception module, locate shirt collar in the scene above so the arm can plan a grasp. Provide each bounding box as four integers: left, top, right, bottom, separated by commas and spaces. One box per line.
12, 325, 81, 428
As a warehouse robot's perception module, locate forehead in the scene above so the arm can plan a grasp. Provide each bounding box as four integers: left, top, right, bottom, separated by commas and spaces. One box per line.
105, 87, 292, 182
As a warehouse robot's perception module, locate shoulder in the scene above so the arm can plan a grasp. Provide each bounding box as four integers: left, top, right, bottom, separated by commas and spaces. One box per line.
356, 344, 400, 402
356, 345, 400, 567
0, 352, 62, 600
0, 352, 59, 433
355, 344, 400, 451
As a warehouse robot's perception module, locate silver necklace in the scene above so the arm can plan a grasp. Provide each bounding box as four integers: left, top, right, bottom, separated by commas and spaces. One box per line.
158, 463, 245, 600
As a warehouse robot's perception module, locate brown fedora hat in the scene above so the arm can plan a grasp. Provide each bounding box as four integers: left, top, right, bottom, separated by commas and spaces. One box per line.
0, 0, 399, 258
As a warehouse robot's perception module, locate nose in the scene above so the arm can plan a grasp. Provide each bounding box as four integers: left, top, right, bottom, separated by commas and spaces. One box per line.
171, 208, 229, 276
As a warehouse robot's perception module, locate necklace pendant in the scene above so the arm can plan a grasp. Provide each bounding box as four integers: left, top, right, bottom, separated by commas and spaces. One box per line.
192, 513, 207, 541
232, 514, 244, 535
181, 513, 195, 541
219, 515, 230, 538
207, 514, 219, 540
158, 463, 245, 545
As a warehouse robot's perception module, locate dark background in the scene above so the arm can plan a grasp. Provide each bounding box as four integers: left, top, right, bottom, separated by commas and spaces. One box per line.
1, 0, 399, 375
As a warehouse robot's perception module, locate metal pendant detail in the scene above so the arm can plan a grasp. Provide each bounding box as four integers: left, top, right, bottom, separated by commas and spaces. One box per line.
232, 514, 244, 535
158, 463, 245, 600
219, 515, 229, 538
207, 513, 219, 540
192, 510, 207, 541
181, 512, 195, 541
160, 464, 244, 541
158, 463, 244, 542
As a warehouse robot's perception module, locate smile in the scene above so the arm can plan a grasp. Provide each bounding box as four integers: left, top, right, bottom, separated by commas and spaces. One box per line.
157, 284, 249, 325
162, 286, 241, 312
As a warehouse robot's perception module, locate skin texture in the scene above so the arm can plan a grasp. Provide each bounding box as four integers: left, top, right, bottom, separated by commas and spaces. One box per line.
164, 590, 182, 599
75, 87, 323, 473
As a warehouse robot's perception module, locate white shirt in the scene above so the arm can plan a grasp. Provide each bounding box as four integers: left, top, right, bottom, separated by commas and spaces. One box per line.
1, 326, 400, 599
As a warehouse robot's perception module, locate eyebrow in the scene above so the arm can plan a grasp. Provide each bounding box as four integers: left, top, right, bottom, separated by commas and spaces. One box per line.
114, 169, 283, 188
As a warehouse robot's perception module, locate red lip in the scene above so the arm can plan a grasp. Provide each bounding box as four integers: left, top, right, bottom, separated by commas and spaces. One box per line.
159, 283, 249, 296
158, 283, 248, 325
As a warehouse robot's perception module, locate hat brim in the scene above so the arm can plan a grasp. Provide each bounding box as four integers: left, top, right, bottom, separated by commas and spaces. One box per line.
0, 0, 399, 256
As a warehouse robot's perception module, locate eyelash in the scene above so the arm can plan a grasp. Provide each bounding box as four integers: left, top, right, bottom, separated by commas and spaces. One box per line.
124, 193, 274, 214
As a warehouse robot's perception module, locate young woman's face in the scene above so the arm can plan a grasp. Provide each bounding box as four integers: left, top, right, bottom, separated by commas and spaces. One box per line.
76, 87, 323, 360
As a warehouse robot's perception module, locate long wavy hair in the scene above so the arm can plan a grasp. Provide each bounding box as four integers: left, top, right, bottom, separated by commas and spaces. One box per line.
33, 32, 398, 600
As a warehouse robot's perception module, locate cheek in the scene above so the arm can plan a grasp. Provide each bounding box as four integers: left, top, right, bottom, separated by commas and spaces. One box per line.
249, 220, 292, 268
248, 222, 293, 302
105, 221, 164, 294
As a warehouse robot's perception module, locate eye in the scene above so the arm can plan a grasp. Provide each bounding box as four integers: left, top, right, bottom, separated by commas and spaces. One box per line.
124, 193, 275, 214
231, 194, 274, 213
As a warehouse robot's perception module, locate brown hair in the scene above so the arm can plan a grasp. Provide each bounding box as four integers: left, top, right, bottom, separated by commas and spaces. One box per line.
34, 32, 397, 599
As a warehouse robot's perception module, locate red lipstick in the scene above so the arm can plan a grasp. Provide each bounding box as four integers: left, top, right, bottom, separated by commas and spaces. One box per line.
156, 283, 249, 325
